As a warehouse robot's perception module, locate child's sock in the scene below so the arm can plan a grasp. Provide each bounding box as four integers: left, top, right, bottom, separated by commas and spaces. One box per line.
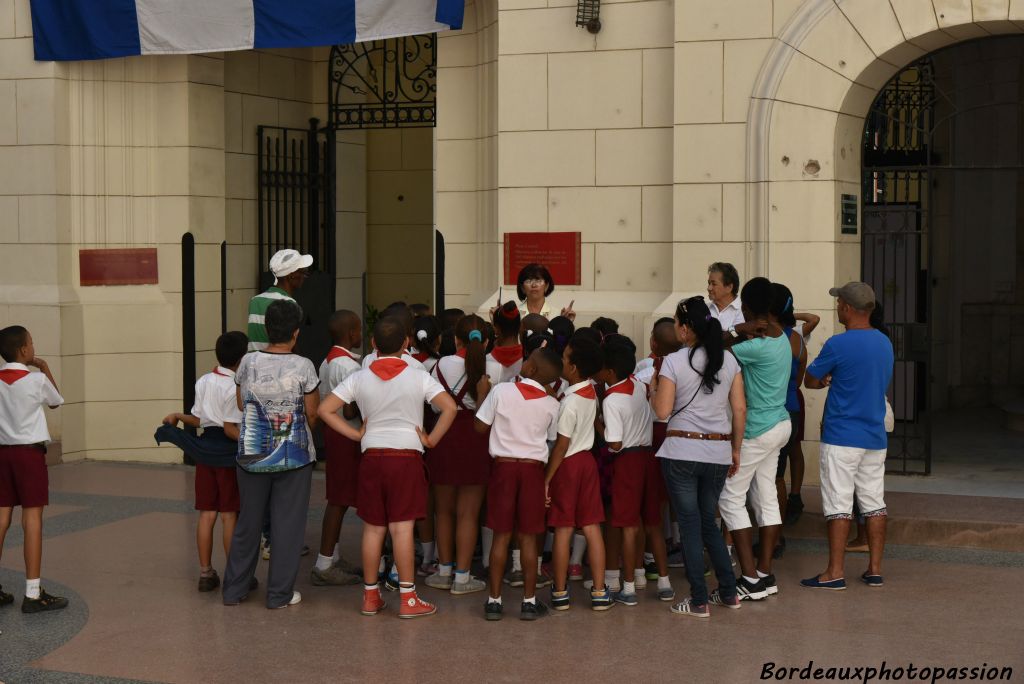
199, 565, 215, 577
439, 563, 454, 577
511, 549, 522, 573
634, 568, 646, 582
25, 578, 40, 600
604, 569, 621, 589
315, 554, 333, 572
421, 541, 437, 565
364, 583, 379, 592
657, 575, 672, 591
488, 595, 502, 605
757, 569, 769, 579
522, 595, 536, 605
569, 533, 586, 566
399, 582, 416, 595
622, 580, 636, 594
481, 527, 493, 569
643, 551, 655, 565
743, 575, 760, 585
331, 543, 340, 564
454, 569, 469, 585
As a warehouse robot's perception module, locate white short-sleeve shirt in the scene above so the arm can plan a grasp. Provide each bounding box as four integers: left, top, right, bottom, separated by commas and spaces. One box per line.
361, 350, 425, 372
475, 378, 560, 462
192, 367, 244, 429
333, 359, 444, 453
432, 353, 502, 412
486, 345, 524, 384
633, 364, 665, 425
0, 363, 63, 445
602, 376, 654, 451
557, 381, 598, 457
709, 296, 745, 331
318, 346, 362, 428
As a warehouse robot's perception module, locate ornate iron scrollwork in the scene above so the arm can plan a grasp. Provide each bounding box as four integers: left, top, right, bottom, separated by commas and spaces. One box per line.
329, 34, 437, 129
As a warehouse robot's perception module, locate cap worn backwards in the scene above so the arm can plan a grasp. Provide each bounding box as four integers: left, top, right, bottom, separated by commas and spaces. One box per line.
269, 249, 314, 282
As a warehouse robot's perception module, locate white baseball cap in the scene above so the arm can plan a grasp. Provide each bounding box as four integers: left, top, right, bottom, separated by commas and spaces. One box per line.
269, 249, 313, 282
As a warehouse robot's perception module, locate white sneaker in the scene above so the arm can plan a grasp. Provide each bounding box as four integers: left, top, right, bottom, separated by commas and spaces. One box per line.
289, 591, 302, 605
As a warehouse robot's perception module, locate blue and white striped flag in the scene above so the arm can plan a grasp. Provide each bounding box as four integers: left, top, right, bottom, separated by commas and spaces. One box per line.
30, 0, 464, 61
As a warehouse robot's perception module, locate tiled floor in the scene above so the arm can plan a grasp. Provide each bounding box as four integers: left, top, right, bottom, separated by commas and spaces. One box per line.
1, 461, 1023, 684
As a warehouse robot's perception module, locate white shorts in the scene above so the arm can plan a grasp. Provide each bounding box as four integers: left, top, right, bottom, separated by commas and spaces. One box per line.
818, 443, 887, 520
718, 419, 791, 531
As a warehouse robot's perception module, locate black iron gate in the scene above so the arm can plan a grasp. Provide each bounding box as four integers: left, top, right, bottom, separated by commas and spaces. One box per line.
257, 118, 337, 368
862, 61, 934, 475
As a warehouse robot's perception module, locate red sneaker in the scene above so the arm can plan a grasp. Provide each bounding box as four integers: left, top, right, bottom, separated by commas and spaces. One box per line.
361, 588, 386, 616
398, 592, 437, 619
568, 564, 584, 581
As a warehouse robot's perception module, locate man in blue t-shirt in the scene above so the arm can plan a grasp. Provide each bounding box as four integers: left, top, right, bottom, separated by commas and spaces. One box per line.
801, 282, 893, 592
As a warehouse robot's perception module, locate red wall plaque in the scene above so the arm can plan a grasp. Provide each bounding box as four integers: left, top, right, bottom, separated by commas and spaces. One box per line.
79, 248, 159, 286
503, 232, 581, 286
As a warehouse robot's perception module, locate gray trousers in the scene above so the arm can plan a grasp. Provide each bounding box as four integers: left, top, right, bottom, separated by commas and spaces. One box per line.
223, 464, 313, 608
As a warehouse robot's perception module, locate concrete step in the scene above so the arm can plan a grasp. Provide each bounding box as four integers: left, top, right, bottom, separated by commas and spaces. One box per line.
783, 486, 1024, 552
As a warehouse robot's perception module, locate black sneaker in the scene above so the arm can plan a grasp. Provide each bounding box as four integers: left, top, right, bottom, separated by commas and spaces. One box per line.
484, 600, 503, 621
736, 576, 768, 601
22, 589, 69, 614
0, 584, 13, 606
763, 574, 778, 596
520, 600, 550, 621
785, 494, 804, 525
198, 571, 220, 592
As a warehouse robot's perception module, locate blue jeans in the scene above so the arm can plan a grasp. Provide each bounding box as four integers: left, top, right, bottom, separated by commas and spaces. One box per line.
660, 458, 737, 605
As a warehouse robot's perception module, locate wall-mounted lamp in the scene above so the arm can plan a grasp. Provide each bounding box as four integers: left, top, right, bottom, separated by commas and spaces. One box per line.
576, 0, 601, 34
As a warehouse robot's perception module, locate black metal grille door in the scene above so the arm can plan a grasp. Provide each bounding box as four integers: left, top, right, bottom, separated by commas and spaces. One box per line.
862, 62, 934, 475
257, 118, 337, 369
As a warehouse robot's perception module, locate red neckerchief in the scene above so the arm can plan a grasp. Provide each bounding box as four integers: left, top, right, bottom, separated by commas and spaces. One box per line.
604, 376, 635, 397
573, 384, 597, 400
489, 344, 523, 368
515, 381, 548, 400
0, 369, 30, 385
369, 358, 408, 381
212, 367, 230, 377
327, 346, 356, 363
455, 348, 467, 358
411, 351, 430, 363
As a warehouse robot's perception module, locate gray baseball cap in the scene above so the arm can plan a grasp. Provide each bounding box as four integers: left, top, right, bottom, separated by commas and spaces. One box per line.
828, 282, 875, 310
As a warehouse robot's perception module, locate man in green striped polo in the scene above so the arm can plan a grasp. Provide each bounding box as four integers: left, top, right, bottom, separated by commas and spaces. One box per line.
247, 249, 313, 352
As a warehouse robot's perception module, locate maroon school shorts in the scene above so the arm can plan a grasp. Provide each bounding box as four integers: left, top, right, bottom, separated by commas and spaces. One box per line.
486, 460, 546, 535
194, 464, 240, 513
652, 422, 667, 453
323, 425, 361, 507
547, 451, 605, 529
426, 410, 491, 486
357, 449, 428, 526
609, 448, 665, 528
0, 445, 48, 508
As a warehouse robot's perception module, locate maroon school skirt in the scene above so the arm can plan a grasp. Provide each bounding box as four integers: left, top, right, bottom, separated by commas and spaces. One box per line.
425, 410, 491, 486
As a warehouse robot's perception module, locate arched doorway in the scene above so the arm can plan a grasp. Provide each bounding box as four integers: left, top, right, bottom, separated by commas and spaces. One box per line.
862, 36, 1024, 476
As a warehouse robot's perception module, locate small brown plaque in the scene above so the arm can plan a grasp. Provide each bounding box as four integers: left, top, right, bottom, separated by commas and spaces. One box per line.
79, 248, 159, 286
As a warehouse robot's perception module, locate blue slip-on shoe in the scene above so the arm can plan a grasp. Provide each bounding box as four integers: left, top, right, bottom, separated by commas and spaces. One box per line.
613, 590, 638, 606
860, 572, 884, 587
800, 575, 847, 590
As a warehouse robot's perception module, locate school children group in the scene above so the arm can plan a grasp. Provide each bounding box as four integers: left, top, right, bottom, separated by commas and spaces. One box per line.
0, 253, 894, 623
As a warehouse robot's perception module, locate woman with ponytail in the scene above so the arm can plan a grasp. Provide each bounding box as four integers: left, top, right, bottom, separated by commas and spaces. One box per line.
424, 314, 496, 596
649, 296, 746, 618
487, 301, 524, 383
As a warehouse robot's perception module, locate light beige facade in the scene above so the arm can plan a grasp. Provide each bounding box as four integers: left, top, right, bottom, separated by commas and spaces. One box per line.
2, 0, 1021, 471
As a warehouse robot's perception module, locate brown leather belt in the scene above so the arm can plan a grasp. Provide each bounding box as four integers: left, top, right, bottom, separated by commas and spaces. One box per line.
494, 456, 544, 466
665, 430, 732, 442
